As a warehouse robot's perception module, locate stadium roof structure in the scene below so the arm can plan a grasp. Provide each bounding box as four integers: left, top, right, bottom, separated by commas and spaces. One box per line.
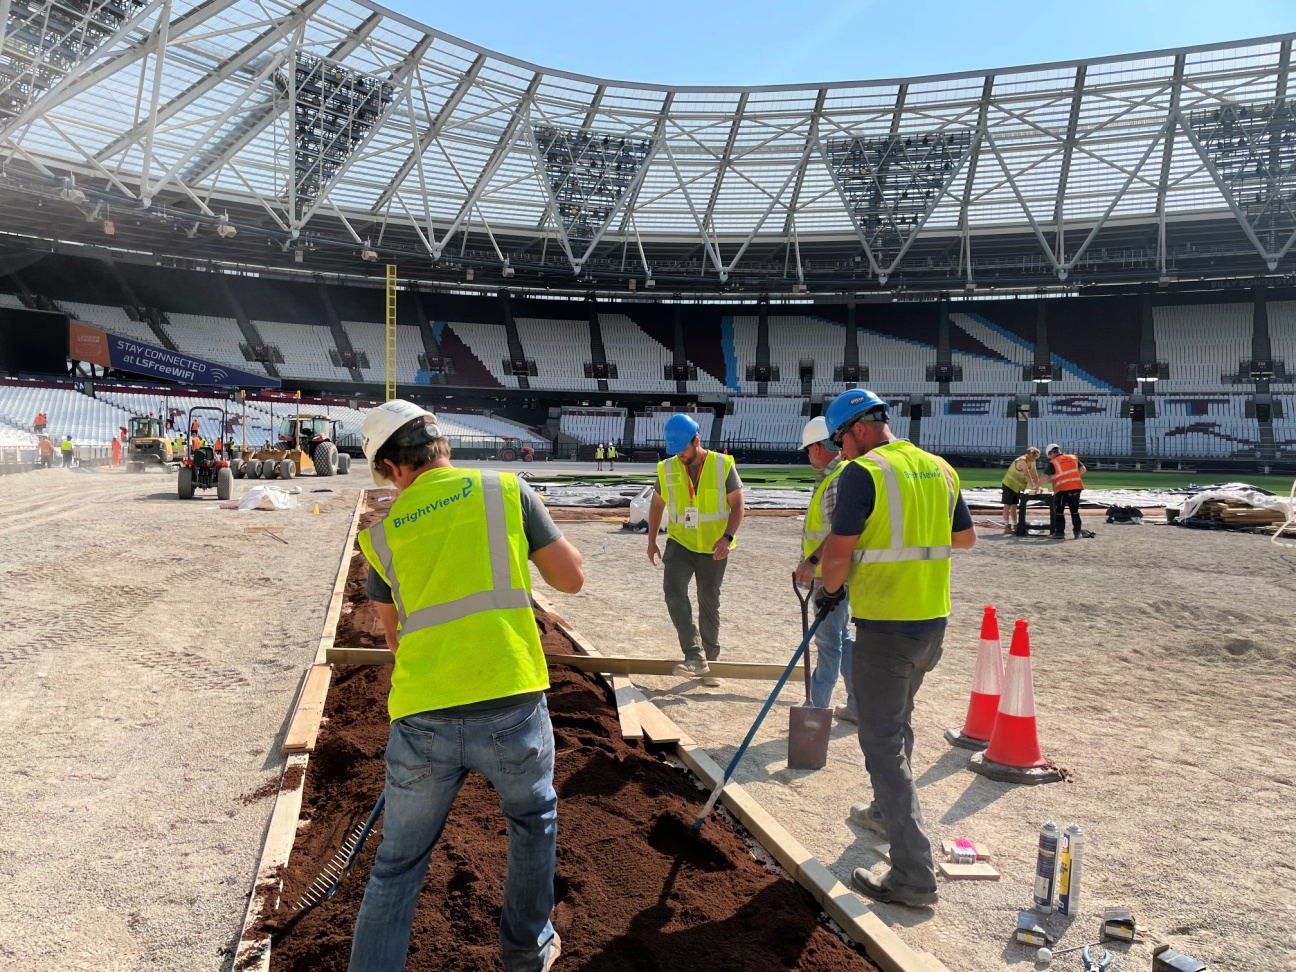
1, 3, 1295, 296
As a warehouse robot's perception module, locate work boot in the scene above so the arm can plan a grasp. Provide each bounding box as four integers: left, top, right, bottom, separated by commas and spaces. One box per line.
671, 658, 710, 678
701, 676, 722, 688
1073, 528, 1082, 539
850, 868, 938, 908
1003, 523, 1015, 535
834, 705, 857, 723
848, 801, 887, 837
542, 932, 562, 972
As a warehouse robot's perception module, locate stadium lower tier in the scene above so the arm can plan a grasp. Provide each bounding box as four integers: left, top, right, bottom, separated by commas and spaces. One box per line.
5, 382, 1289, 464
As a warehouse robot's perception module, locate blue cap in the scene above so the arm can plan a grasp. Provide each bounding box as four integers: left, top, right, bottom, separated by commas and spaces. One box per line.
663, 413, 701, 455
824, 389, 889, 439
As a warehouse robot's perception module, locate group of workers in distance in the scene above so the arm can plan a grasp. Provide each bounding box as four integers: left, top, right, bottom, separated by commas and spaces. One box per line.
346, 386, 1084, 971
1000, 443, 1088, 539
594, 441, 617, 470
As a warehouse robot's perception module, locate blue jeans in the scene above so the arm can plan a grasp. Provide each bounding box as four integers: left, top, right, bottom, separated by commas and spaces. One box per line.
809, 595, 856, 714
348, 696, 558, 972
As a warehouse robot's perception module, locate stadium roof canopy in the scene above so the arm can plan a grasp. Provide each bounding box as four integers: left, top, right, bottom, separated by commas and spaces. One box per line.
1, 2, 1295, 295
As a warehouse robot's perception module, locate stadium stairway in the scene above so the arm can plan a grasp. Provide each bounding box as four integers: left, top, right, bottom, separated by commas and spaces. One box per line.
622, 411, 635, 451
317, 283, 365, 383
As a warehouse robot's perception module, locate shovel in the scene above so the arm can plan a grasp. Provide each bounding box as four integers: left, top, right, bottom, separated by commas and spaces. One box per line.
788, 576, 833, 770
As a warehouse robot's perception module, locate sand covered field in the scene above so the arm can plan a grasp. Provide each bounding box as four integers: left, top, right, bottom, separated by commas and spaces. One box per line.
540, 515, 1296, 972
0, 466, 358, 972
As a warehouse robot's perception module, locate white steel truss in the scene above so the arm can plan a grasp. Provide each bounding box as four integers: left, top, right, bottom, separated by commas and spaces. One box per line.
0, 5, 1293, 290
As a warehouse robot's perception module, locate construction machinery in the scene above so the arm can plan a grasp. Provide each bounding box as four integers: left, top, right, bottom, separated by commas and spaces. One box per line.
496, 436, 534, 462
234, 414, 351, 479
177, 406, 232, 500
126, 413, 172, 471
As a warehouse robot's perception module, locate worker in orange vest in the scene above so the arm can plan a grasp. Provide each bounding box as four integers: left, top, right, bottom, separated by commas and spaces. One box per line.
37, 434, 55, 468
111, 437, 122, 466
1043, 444, 1087, 539
34, 412, 47, 434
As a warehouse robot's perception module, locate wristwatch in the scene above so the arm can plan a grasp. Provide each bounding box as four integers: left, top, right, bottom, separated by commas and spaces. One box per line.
722, 532, 735, 542
807, 554, 820, 566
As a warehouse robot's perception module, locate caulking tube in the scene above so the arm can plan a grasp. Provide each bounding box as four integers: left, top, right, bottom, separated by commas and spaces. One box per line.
1033, 820, 1060, 913
1057, 824, 1086, 916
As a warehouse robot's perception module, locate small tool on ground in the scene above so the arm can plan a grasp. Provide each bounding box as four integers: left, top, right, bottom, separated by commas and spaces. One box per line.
1036, 942, 1103, 966
1081, 945, 1113, 972
693, 601, 829, 828
788, 576, 832, 770
294, 791, 385, 911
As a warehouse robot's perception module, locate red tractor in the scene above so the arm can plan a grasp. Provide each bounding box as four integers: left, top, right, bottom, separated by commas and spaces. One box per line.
497, 436, 534, 462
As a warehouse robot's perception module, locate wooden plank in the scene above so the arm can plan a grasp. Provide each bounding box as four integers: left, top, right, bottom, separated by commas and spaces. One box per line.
233, 754, 309, 972
936, 861, 1000, 880
328, 646, 395, 665
610, 676, 643, 740
634, 700, 686, 744
280, 489, 367, 756
282, 664, 333, 753
544, 652, 806, 681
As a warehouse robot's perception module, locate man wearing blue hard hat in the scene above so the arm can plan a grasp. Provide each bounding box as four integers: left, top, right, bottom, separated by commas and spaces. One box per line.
793, 415, 857, 723
646, 412, 744, 686
817, 389, 976, 909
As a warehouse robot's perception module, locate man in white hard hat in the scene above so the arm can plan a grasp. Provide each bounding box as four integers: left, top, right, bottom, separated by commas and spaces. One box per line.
794, 416, 857, 722
348, 400, 584, 972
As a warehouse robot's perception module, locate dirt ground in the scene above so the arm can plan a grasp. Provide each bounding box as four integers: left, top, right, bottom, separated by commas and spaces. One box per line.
539, 516, 1296, 972
0, 466, 358, 972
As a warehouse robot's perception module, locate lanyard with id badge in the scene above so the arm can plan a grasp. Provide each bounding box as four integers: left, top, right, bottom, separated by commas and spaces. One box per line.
684, 461, 701, 528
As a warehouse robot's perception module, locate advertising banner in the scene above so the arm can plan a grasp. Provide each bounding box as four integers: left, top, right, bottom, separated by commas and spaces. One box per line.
69, 323, 279, 388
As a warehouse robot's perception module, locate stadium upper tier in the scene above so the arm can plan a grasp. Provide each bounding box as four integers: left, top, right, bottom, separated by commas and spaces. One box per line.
0, 11, 1293, 293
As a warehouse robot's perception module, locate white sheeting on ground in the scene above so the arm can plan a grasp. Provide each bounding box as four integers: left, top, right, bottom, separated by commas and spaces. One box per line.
223, 485, 299, 510
1177, 488, 1292, 520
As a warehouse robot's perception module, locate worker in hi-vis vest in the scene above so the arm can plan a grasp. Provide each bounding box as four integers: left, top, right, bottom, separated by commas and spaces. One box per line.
793, 416, 857, 723
646, 412, 744, 687
1043, 443, 1087, 539
818, 389, 977, 909
607, 441, 617, 471
349, 400, 583, 972
595, 442, 605, 470
1000, 446, 1041, 535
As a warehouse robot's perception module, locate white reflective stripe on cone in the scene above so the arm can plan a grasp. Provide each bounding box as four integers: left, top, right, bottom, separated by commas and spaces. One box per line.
998, 655, 1036, 718
972, 638, 1004, 695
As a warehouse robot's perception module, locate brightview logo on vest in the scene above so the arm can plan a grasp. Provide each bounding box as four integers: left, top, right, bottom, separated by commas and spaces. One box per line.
902, 468, 943, 481
392, 477, 475, 528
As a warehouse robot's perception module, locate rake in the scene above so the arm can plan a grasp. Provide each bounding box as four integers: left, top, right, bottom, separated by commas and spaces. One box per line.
294, 791, 385, 912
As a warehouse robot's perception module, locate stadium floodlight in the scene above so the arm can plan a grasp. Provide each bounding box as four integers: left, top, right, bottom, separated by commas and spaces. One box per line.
502, 263, 515, 278
216, 213, 237, 239
59, 177, 85, 204
644, 273, 655, 289
361, 240, 379, 262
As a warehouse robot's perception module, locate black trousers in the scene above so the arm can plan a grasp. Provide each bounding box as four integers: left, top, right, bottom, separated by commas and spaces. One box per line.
1051, 489, 1081, 535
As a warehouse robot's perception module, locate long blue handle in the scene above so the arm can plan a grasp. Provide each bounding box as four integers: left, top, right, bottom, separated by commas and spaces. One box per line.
693, 611, 827, 829
327, 791, 385, 900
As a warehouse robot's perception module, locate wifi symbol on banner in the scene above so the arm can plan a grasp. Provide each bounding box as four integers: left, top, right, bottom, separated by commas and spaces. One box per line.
211, 368, 229, 384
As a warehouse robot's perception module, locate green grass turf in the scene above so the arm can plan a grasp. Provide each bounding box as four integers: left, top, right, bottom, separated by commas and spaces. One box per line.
529, 464, 1296, 493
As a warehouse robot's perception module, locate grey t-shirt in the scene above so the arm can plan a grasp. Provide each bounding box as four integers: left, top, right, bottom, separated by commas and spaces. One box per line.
366, 477, 561, 718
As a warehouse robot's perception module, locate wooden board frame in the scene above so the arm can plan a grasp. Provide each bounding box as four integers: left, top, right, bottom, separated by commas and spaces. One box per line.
237, 510, 934, 972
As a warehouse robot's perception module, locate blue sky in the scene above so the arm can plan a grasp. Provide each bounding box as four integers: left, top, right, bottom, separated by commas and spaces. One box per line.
381, 0, 1293, 86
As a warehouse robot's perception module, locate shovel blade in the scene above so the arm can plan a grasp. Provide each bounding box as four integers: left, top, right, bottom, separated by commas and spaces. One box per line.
787, 705, 833, 770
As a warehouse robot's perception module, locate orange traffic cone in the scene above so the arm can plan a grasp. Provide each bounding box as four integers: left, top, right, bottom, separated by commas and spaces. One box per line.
968, 619, 1063, 784
945, 606, 1003, 750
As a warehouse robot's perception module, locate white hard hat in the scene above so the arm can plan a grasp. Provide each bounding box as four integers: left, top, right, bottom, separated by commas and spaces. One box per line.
799, 415, 837, 451
1046, 443, 1061, 454
361, 400, 439, 486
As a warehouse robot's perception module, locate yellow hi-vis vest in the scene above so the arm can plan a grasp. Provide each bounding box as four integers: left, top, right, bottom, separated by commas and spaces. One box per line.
358, 467, 547, 722
846, 440, 960, 622
657, 450, 736, 554
802, 459, 845, 577
1002, 455, 1032, 492
596, 445, 605, 460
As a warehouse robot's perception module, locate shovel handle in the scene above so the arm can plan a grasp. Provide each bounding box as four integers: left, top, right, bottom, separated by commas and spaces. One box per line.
793, 574, 813, 703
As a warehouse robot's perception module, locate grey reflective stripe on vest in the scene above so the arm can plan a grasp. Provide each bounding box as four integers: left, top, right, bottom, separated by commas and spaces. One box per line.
850, 449, 958, 564
367, 470, 531, 636
664, 451, 730, 524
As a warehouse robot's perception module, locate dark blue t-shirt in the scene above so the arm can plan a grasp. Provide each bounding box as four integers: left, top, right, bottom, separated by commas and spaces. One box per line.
829, 451, 973, 630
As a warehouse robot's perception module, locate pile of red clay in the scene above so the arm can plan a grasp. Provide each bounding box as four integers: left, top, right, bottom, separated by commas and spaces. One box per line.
257, 490, 876, 972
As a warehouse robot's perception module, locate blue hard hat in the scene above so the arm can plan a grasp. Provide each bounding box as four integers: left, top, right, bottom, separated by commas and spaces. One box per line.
824, 389, 889, 439
663, 413, 701, 455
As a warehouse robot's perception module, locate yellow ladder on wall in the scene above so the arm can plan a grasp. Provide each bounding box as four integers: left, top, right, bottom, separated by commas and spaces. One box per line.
385, 264, 397, 402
